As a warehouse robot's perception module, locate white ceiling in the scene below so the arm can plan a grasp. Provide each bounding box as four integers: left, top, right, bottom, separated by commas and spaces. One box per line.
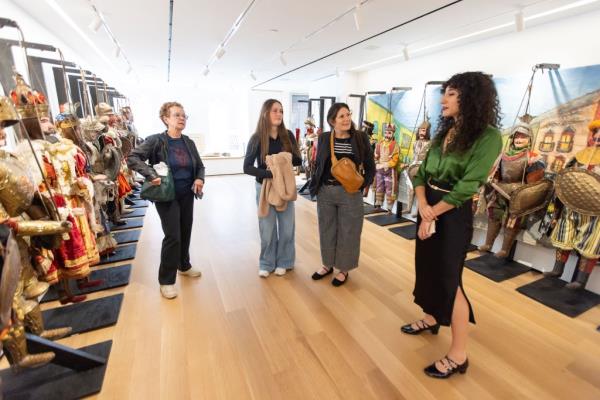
6, 0, 600, 93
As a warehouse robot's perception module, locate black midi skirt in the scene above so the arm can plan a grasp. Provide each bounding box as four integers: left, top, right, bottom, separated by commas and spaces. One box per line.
413, 183, 475, 326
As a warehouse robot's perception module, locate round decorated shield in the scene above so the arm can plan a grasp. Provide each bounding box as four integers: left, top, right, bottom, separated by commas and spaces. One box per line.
555, 168, 600, 216
508, 179, 554, 218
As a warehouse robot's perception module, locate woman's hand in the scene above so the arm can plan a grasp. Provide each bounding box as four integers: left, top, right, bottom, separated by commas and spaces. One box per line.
419, 204, 436, 222
192, 179, 204, 194
150, 177, 161, 186
418, 220, 434, 240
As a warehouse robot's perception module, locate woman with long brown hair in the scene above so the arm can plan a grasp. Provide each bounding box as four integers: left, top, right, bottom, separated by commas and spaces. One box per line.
244, 99, 301, 277
401, 72, 502, 378
309, 103, 375, 286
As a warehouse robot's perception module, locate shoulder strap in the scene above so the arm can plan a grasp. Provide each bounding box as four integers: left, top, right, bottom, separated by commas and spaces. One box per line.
330, 131, 338, 164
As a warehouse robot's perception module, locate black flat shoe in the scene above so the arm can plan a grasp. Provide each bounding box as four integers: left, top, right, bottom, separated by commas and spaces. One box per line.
424, 356, 468, 379
311, 267, 333, 280
331, 272, 348, 287
401, 319, 440, 335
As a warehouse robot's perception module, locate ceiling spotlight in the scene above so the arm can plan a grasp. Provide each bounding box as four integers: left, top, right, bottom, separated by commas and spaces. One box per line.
515, 11, 525, 32
114, 45, 120, 58
353, 4, 361, 31
216, 46, 226, 59
335, 68, 340, 78
89, 15, 102, 32
203, 66, 210, 76
402, 46, 409, 61
126, 65, 132, 74
279, 52, 287, 66
250, 70, 257, 81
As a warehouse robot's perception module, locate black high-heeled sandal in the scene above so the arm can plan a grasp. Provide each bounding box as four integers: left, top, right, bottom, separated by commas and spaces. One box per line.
401, 319, 440, 335
311, 267, 333, 280
424, 356, 468, 379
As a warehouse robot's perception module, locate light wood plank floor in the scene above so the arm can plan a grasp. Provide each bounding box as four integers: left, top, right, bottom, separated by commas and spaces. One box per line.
31, 175, 600, 398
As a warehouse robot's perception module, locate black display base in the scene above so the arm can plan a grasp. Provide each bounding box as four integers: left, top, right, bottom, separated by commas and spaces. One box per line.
41, 265, 132, 303
388, 223, 417, 240
1, 340, 112, 400
130, 199, 149, 208
465, 253, 530, 282
366, 213, 412, 226
98, 244, 137, 265
113, 229, 141, 244
110, 218, 144, 231
297, 182, 310, 194
127, 193, 140, 201
516, 277, 600, 318
25, 334, 106, 370
121, 208, 147, 219
42, 294, 124, 335
363, 203, 386, 216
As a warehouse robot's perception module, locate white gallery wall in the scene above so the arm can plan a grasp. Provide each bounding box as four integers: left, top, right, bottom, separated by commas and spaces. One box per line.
356, 7, 600, 94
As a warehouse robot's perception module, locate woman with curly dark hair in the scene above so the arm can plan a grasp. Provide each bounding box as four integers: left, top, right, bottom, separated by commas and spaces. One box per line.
400, 72, 503, 378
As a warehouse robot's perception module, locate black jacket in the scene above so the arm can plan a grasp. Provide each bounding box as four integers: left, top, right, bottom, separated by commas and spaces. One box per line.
243, 130, 302, 183
309, 131, 375, 196
127, 132, 205, 182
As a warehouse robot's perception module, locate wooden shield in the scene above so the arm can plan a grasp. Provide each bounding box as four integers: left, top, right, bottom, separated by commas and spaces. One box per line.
508, 179, 554, 218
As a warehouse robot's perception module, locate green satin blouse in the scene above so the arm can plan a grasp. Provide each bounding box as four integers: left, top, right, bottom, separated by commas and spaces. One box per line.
413, 125, 503, 207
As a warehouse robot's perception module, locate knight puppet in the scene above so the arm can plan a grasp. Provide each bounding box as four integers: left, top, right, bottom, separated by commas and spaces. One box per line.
374, 123, 400, 211
544, 120, 600, 289
479, 122, 548, 258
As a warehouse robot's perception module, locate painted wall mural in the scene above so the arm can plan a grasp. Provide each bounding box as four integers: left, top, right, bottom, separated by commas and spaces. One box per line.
366, 64, 600, 174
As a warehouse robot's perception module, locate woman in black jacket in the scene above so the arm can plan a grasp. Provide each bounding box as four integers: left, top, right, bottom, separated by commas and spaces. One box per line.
309, 103, 375, 286
127, 101, 205, 299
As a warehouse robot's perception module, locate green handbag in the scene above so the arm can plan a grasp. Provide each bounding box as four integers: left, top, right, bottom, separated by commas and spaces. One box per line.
140, 170, 175, 202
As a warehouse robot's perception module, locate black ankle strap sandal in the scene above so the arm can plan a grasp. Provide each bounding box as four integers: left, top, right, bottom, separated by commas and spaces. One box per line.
401, 319, 440, 335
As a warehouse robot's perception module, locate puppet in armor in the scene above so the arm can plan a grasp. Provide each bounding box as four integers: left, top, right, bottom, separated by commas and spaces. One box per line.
374, 123, 400, 211
0, 97, 72, 368
479, 123, 547, 258
544, 120, 600, 289
302, 117, 318, 180
402, 119, 431, 215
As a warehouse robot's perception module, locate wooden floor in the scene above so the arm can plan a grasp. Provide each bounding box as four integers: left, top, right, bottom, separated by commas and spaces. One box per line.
33, 175, 600, 398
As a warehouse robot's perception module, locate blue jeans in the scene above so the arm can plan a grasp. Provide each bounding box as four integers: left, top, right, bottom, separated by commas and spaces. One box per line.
255, 182, 296, 271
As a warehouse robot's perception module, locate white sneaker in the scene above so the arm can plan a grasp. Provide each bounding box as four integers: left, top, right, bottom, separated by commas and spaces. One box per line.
178, 267, 202, 278
274, 267, 287, 276
258, 270, 270, 278
160, 285, 177, 299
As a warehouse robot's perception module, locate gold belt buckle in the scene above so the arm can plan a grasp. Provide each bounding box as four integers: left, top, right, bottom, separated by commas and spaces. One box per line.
427, 179, 451, 193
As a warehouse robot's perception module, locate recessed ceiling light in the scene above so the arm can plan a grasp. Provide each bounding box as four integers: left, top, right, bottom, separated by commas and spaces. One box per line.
268, 29, 279, 33
365, 45, 380, 51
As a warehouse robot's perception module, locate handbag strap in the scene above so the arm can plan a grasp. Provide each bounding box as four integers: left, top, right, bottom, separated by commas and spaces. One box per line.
330, 131, 338, 165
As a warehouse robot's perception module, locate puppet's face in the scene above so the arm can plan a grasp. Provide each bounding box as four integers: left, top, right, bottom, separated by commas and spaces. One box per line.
418, 127, 428, 140
512, 132, 530, 149
40, 116, 56, 134
385, 126, 395, 140
591, 128, 600, 147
